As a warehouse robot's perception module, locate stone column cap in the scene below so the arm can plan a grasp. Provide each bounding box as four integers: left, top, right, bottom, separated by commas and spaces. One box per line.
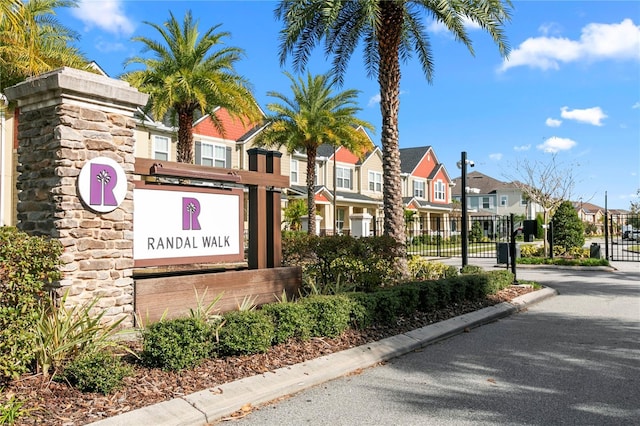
5, 67, 149, 113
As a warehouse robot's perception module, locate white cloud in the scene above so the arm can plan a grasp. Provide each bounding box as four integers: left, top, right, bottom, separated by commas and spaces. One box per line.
72, 0, 135, 36
514, 144, 531, 151
500, 19, 640, 72
633, 102, 640, 109
545, 118, 562, 127
560, 106, 607, 126
368, 94, 381, 107
489, 153, 503, 161
428, 16, 482, 34
368, 91, 406, 107
538, 22, 562, 37
537, 137, 577, 153
95, 39, 126, 53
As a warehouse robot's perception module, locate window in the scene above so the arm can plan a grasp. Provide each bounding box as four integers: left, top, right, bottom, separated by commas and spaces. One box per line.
521, 195, 527, 206
482, 197, 491, 209
336, 166, 352, 189
413, 180, 425, 198
196, 142, 229, 168
290, 159, 299, 184
434, 180, 445, 201
368, 171, 382, 192
153, 136, 170, 161
500, 195, 508, 206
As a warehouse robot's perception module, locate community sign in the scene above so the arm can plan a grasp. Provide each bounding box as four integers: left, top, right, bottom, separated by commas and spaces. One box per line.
133, 184, 244, 267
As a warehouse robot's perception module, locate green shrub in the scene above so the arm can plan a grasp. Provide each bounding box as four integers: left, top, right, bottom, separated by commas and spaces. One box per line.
460, 265, 484, 275
470, 221, 484, 242
301, 295, 353, 338
33, 293, 128, 379
553, 245, 566, 257
408, 257, 457, 281
260, 302, 311, 344
552, 201, 585, 251
142, 317, 215, 371
218, 310, 274, 356
282, 234, 400, 294
416, 280, 439, 312
388, 285, 420, 317
517, 257, 609, 267
567, 247, 589, 259
369, 291, 401, 324
344, 293, 375, 329
484, 270, 514, 293
61, 351, 132, 394
520, 244, 543, 258
0, 227, 62, 381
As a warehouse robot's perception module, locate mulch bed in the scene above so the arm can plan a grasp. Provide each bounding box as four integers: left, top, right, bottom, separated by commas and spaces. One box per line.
4, 286, 533, 425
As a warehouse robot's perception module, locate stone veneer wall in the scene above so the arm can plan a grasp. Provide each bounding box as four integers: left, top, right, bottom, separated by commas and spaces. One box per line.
6, 67, 148, 327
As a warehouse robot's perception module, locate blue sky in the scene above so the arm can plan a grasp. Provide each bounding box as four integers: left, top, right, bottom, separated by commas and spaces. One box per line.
56, 1, 640, 210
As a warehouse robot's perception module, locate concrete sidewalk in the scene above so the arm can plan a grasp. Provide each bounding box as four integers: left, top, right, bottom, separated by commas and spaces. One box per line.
90, 287, 557, 426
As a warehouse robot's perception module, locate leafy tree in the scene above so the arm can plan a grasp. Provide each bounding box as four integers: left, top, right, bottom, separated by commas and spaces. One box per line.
536, 213, 544, 239
469, 221, 483, 243
0, 0, 89, 91
628, 189, 640, 229
283, 198, 306, 231
254, 72, 373, 234
509, 154, 578, 255
551, 200, 584, 251
123, 10, 260, 163
275, 0, 512, 268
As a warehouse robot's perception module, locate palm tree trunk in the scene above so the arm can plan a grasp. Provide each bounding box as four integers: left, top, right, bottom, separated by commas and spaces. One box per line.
177, 108, 194, 163
306, 145, 317, 235
377, 2, 407, 273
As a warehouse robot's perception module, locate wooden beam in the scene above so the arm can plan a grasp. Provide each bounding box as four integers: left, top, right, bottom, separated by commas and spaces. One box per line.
134, 157, 290, 188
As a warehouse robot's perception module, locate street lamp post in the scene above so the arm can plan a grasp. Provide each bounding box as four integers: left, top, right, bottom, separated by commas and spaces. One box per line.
457, 152, 474, 268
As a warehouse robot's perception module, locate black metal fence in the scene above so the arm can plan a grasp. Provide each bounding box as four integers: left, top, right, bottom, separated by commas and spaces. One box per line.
372, 215, 513, 258
605, 213, 640, 262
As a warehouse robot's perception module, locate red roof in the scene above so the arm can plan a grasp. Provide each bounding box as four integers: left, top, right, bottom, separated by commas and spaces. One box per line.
193, 108, 259, 141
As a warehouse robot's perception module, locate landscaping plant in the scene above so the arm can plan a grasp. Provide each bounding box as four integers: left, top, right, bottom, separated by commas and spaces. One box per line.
61, 351, 133, 395
0, 227, 62, 381
261, 302, 311, 345
552, 201, 585, 253
218, 310, 274, 355
142, 317, 215, 371
33, 293, 128, 380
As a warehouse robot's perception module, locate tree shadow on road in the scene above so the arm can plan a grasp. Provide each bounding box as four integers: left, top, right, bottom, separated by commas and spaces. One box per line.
365, 312, 640, 425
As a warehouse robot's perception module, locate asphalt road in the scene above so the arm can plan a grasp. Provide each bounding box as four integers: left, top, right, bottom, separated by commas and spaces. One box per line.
228, 264, 640, 426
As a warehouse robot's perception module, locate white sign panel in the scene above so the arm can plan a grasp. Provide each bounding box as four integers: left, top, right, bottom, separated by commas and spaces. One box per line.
133, 187, 242, 264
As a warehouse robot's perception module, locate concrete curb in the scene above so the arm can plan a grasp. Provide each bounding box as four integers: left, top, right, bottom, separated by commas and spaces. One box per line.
89, 287, 557, 426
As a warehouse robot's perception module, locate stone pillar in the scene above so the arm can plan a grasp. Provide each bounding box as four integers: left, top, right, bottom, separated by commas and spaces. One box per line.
5, 67, 148, 327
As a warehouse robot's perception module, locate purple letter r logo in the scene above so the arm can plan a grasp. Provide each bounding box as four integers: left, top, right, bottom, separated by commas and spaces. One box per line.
182, 197, 201, 230
89, 163, 117, 206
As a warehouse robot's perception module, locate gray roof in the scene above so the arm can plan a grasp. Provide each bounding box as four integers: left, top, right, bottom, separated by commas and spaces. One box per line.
236, 123, 266, 143
318, 144, 337, 159
451, 171, 515, 196
399, 146, 432, 174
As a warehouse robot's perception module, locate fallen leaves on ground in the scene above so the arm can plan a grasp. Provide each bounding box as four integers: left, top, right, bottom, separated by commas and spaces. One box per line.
4, 286, 534, 425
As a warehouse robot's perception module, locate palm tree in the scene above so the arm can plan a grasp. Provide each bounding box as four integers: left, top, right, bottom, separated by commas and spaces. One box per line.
275, 0, 512, 264
0, 0, 89, 91
255, 72, 374, 235
122, 10, 260, 164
